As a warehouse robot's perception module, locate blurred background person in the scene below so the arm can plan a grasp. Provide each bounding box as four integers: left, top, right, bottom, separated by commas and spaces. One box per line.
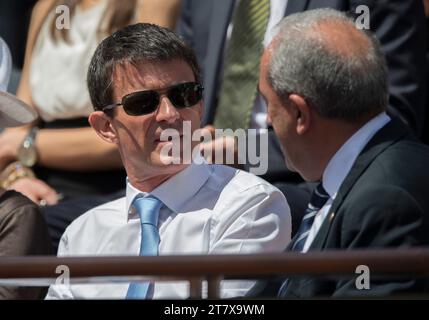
0, 36, 53, 300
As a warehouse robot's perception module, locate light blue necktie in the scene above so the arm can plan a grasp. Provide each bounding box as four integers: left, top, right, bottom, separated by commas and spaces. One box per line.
126, 195, 163, 299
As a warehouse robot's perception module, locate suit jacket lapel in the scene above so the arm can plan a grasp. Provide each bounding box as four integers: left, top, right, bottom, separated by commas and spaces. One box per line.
309, 118, 411, 250
285, 0, 310, 15
202, 0, 235, 125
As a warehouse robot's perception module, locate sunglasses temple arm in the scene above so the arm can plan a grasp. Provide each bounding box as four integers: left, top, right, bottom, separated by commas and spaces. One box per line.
102, 103, 122, 112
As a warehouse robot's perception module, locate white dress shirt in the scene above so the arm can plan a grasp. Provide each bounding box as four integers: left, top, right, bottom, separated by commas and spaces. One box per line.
46, 157, 291, 299
302, 112, 391, 252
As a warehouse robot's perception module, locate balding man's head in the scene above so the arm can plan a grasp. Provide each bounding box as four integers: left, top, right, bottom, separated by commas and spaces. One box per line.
266, 9, 388, 122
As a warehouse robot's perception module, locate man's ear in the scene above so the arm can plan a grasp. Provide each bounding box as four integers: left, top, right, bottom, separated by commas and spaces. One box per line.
88, 111, 118, 144
289, 94, 311, 135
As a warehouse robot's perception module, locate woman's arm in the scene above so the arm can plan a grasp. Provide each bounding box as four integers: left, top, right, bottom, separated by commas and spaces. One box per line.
36, 127, 123, 171
0, 126, 122, 171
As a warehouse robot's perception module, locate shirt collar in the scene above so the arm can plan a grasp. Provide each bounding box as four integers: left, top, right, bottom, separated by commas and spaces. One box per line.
125, 154, 211, 221
322, 112, 391, 199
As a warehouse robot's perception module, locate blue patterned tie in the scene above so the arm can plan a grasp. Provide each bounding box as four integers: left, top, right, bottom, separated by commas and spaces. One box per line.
292, 183, 330, 252
278, 182, 330, 296
126, 195, 163, 299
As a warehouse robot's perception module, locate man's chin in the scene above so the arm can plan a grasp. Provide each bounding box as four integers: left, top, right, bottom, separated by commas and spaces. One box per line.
284, 157, 296, 173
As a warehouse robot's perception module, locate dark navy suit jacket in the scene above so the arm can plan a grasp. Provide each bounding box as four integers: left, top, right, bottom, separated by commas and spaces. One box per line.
248, 119, 429, 297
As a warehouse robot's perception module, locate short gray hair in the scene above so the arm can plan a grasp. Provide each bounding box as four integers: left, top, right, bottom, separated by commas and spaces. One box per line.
267, 9, 388, 121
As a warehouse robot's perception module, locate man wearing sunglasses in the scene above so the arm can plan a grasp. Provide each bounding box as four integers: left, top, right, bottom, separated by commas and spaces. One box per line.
46, 23, 291, 299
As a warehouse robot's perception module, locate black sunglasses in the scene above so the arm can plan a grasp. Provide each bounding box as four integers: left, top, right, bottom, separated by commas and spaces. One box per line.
102, 82, 204, 116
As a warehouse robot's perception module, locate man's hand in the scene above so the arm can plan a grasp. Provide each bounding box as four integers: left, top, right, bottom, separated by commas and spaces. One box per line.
199, 125, 242, 169
9, 177, 59, 206
0, 127, 28, 170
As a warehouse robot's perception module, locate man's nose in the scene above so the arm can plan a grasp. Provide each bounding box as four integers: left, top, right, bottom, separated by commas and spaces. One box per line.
155, 96, 180, 123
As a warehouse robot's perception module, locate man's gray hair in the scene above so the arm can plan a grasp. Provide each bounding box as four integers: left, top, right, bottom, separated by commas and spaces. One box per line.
267, 9, 388, 121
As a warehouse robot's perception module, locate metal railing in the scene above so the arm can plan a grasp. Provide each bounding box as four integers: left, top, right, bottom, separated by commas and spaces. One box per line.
0, 248, 428, 298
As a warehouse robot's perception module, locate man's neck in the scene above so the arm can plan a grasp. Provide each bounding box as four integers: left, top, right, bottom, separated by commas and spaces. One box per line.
310, 116, 373, 181
127, 164, 189, 193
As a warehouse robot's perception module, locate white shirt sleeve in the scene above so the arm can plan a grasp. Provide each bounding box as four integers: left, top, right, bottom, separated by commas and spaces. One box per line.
45, 233, 75, 300
209, 183, 291, 298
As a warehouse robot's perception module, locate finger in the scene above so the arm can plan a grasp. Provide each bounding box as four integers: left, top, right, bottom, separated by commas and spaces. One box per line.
25, 193, 41, 204
34, 181, 59, 205
202, 125, 216, 138
40, 189, 59, 205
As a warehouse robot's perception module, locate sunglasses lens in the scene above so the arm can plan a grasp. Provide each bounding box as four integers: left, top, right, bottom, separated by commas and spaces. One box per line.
169, 83, 203, 108
117, 82, 203, 116
123, 91, 159, 115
